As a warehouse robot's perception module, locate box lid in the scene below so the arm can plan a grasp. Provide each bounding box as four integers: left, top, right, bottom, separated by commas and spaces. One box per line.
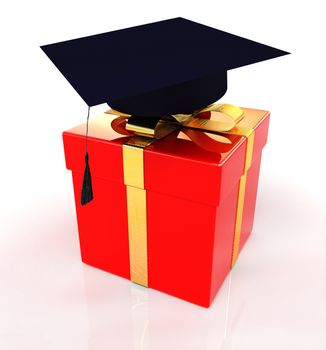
63, 108, 269, 206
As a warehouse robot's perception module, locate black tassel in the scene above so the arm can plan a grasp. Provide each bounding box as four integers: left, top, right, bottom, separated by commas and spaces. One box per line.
80, 106, 93, 205
81, 152, 93, 205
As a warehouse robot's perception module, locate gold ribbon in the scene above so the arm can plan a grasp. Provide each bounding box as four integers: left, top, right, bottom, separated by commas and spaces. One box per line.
108, 104, 255, 286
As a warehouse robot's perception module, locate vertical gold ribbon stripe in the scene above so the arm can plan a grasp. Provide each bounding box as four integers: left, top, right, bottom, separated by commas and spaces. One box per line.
231, 128, 255, 266
123, 138, 154, 287
231, 174, 248, 267
123, 144, 145, 189
125, 186, 148, 287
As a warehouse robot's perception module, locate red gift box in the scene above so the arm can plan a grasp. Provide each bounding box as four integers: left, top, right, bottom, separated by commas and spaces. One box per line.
63, 107, 269, 307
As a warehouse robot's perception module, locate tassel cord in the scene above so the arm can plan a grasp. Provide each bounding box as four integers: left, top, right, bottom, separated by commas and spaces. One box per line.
81, 105, 94, 205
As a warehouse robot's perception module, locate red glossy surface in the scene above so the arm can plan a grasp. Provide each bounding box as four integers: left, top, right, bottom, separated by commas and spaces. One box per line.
62, 108, 269, 307
71, 171, 130, 279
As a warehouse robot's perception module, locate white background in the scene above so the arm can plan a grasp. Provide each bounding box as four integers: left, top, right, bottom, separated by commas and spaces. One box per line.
1, 0, 326, 349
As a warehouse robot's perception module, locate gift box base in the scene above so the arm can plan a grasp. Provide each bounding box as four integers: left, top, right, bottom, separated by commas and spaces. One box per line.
64, 108, 270, 307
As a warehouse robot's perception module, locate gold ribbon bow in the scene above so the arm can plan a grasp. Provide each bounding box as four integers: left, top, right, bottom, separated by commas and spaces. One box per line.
109, 103, 246, 153
107, 104, 254, 287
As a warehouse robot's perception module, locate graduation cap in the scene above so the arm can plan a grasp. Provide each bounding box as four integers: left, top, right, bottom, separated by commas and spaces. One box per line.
41, 17, 289, 205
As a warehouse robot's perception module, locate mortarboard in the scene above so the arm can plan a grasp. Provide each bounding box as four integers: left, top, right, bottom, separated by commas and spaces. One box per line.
41, 17, 289, 204
41, 17, 289, 116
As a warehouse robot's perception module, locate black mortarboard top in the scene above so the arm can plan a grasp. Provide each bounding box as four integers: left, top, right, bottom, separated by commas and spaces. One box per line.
41, 18, 289, 205
41, 17, 289, 117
